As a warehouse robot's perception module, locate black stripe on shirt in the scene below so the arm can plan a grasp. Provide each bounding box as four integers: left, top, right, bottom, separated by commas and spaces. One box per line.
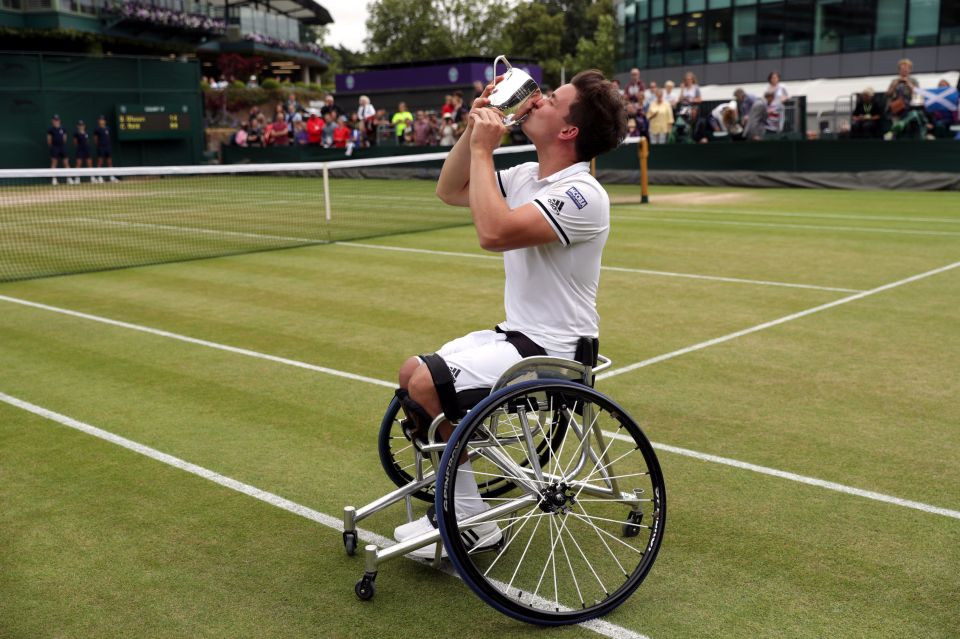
533, 198, 570, 246
496, 171, 506, 197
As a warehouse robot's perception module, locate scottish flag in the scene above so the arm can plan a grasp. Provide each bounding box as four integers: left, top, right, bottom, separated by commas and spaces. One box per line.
921, 86, 958, 120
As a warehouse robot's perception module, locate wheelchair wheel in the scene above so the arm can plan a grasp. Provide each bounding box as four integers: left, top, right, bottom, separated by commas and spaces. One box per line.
435, 379, 666, 626
377, 394, 569, 502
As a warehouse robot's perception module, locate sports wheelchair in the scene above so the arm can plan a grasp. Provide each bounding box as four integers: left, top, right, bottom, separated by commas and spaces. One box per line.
342, 351, 666, 626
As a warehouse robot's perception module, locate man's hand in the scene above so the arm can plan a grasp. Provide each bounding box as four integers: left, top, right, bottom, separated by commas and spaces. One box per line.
470, 108, 506, 155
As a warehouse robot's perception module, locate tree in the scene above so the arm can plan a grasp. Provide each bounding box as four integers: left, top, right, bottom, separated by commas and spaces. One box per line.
570, 13, 616, 77
500, 2, 566, 87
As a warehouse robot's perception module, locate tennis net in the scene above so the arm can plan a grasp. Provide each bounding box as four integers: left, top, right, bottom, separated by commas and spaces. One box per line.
0, 146, 541, 282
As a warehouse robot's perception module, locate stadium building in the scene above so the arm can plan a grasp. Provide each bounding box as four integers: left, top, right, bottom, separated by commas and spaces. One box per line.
0, 0, 333, 82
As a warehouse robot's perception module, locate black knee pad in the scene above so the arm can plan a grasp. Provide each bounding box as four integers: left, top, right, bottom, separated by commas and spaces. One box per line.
395, 388, 432, 443
419, 353, 461, 421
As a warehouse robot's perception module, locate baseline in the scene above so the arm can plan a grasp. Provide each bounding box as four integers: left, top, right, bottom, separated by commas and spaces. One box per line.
611, 215, 960, 237
630, 206, 960, 226
0, 391, 650, 639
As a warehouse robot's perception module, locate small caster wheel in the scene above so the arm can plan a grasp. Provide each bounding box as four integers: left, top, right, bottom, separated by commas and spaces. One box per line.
343, 531, 357, 556
623, 509, 643, 538
355, 574, 376, 601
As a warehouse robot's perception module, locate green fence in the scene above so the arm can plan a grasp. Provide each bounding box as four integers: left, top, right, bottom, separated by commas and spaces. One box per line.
0, 52, 204, 169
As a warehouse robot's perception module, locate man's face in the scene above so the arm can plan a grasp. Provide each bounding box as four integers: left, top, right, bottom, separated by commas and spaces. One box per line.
630, 69, 639, 82
522, 83, 576, 143
399, 102, 407, 111
98, 118, 106, 126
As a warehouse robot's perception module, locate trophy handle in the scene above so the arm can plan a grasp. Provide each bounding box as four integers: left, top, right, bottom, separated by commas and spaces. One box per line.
493, 55, 513, 76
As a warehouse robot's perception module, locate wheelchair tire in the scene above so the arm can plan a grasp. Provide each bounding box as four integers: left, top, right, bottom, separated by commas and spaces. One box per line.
377, 394, 570, 502
435, 379, 666, 626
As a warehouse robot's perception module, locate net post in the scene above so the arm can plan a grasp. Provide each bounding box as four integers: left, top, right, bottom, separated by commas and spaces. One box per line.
322, 164, 332, 222
639, 137, 649, 204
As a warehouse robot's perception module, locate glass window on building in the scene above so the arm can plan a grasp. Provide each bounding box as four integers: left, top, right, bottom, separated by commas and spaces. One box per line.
709, 0, 732, 7
906, 0, 940, 46
685, 10, 707, 63
2, 0, 22, 8
652, 0, 665, 18
783, 0, 814, 56
842, 0, 875, 51
756, 2, 786, 58
733, 6, 757, 60
814, 0, 843, 53
941, 0, 960, 44
874, 0, 906, 48
666, 15, 684, 66
707, 7, 733, 62
649, 17, 665, 67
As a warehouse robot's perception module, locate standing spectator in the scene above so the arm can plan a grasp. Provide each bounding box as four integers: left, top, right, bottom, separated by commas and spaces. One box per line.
372, 108, 391, 144
440, 94, 455, 117
646, 88, 674, 144
679, 72, 702, 106
266, 112, 290, 146
232, 122, 249, 147
851, 87, 883, 138
358, 95, 376, 146
93, 115, 118, 182
923, 79, 958, 137
643, 80, 658, 109
611, 78, 623, 97
285, 92, 300, 113
451, 91, 470, 129
72, 120, 92, 182
472, 80, 485, 101
321, 94, 340, 119
46, 114, 68, 184
625, 67, 645, 105
765, 71, 788, 105
247, 115, 263, 147
663, 80, 679, 108
438, 112, 457, 146
332, 115, 352, 149
322, 112, 337, 147
734, 88, 756, 127
885, 59, 919, 125
293, 120, 308, 146
391, 101, 414, 144
412, 110, 437, 146
358, 95, 376, 120
305, 110, 323, 145
346, 113, 363, 154
285, 103, 302, 128
246, 74, 259, 88
743, 90, 773, 140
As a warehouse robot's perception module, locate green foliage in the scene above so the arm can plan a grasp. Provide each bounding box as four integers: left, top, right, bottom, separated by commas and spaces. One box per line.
229, 80, 246, 89
499, 2, 566, 87
570, 13, 616, 77
260, 78, 282, 90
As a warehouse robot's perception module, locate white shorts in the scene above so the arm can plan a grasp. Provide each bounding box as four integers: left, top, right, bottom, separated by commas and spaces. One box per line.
429, 329, 574, 391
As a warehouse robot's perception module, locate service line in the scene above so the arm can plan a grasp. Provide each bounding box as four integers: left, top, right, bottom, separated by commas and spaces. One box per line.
611, 215, 960, 237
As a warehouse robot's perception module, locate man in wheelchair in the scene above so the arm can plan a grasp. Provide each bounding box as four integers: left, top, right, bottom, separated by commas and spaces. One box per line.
392, 70, 627, 559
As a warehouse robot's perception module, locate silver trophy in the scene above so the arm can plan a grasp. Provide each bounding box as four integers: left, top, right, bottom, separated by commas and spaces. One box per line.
487, 55, 541, 126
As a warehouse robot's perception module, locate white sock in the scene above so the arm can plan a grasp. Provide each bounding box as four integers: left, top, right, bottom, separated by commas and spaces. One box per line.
455, 460, 485, 515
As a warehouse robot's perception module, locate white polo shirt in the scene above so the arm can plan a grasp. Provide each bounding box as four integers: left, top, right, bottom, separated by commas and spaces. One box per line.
495, 161, 609, 354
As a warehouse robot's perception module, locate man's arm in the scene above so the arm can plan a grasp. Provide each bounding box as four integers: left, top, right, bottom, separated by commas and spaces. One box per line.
436, 77, 502, 207
467, 109, 557, 252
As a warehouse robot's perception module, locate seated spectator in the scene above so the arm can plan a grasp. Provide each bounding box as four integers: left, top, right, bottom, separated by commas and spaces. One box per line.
678, 72, 702, 106
765, 71, 788, 105
887, 84, 934, 140
625, 118, 640, 138
734, 88, 756, 127
851, 87, 883, 138
266, 112, 290, 146
322, 112, 337, 147
884, 58, 919, 135
392, 101, 414, 144
710, 100, 741, 137
232, 122, 249, 147
247, 114, 266, 147
923, 80, 959, 138
646, 88, 674, 144
743, 90, 773, 140
306, 110, 323, 145
663, 80, 679, 108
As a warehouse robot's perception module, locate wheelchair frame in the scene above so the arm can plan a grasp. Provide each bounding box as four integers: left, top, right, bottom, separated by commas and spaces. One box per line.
342, 354, 666, 625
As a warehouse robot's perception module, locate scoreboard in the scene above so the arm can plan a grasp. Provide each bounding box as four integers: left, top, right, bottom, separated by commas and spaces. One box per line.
116, 103, 192, 140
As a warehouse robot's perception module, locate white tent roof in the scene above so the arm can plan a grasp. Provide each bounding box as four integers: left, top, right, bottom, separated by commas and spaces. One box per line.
699, 70, 959, 115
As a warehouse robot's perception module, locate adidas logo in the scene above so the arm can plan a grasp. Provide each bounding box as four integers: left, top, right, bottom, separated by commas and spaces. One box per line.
548, 198, 565, 213
449, 366, 462, 380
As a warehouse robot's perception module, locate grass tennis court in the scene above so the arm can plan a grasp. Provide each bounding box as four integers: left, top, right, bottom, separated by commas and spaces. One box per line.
1, 182, 958, 638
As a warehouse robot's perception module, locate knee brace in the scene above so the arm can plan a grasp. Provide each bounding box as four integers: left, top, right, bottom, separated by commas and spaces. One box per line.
395, 388, 432, 443
419, 353, 461, 422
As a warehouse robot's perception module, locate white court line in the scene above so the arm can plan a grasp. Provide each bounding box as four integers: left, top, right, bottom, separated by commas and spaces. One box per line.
1, 286, 958, 521
612, 215, 960, 237
627, 206, 960, 225
339, 242, 860, 293
599, 261, 960, 380
603, 430, 960, 520
0, 294, 395, 389
0, 391, 649, 639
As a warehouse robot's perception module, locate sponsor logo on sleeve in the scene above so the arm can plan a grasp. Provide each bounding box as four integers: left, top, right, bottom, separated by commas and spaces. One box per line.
547, 198, 565, 214
565, 186, 588, 209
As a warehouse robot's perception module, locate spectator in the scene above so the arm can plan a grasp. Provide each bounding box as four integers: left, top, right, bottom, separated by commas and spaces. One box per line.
232, 122, 249, 147
765, 71, 788, 105
293, 120, 308, 146
611, 78, 623, 96
625, 67, 645, 105
438, 112, 457, 146
851, 87, 883, 138
663, 80, 679, 108
347, 112, 364, 152
266, 112, 290, 146
357, 95, 376, 146
440, 94, 455, 117
333, 115, 352, 149
391, 101, 414, 144
411, 110, 436, 146
625, 118, 640, 138
709, 101, 741, 137
321, 94, 340, 119
678, 72, 702, 106
734, 88, 756, 127
743, 90, 773, 140
358, 95, 376, 120
246, 74, 258, 88
248, 105, 261, 126
285, 92, 301, 113
322, 112, 337, 147
306, 110, 323, 145
473, 80, 485, 101
451, 91, 470, 129
885, 58, 918, 128
643, 80, 658, 109
923, 79, 959, 137
646, 88, 674, 144
372, 108, 391, 144
285, 102, 302, 128
625, 102, 648, 140
47, 114, 68, 184
93, 115, 117, 182
247, 114, 264, 147
72, 119, 92, 181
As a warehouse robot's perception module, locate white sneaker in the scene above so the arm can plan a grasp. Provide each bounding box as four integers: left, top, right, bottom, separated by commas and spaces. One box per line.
109, 176, 119, 183
395, 507, 502, 560
51, 177, 58, 185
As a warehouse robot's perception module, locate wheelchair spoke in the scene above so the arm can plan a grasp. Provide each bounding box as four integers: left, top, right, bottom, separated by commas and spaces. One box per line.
482, 504, 543, 572
568, 511, 646, 554
560, 515, 609, 594
554, 516, 585, 609
574, 502, 629, 577
505, 511, 545, 593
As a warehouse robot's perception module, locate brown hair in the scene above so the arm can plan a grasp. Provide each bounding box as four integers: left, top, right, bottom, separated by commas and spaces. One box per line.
566, 70, 627, 162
